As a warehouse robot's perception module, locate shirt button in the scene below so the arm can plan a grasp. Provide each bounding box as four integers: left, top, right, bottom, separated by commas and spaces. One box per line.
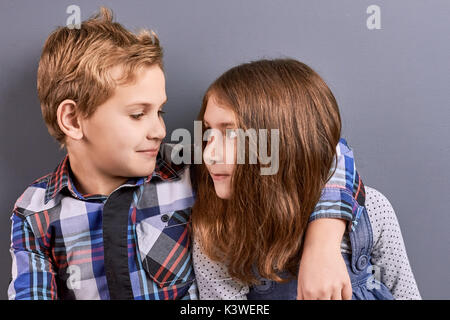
356, 254, 369, 271
161, 214, 169, 223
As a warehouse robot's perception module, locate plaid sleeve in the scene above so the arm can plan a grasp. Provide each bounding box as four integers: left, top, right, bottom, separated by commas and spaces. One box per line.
308, 138, 366, 232
8, 212, 58, 300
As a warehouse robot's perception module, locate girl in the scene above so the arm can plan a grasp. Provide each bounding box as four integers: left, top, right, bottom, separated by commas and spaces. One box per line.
191, 59, 421, 299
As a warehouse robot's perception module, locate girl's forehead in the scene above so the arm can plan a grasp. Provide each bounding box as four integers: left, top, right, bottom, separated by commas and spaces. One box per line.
204, 97, 237, 127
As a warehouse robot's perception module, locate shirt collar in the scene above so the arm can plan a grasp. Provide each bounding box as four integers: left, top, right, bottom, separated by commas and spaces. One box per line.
44, 153, 187, 205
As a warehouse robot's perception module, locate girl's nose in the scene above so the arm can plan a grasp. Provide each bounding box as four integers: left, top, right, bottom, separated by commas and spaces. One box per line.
204, 135, 223, 164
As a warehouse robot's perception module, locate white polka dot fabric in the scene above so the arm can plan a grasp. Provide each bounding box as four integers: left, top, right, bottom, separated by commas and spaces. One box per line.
359, 186, 421, 299
192, 238, 249, 299
192, 186, 421, 300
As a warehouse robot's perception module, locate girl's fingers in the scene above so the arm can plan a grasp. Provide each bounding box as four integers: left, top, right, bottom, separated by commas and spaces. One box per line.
342, 282, 353, 300
315, 291, 332, 300
297, 288, 304, 300
330, 288, 342, 300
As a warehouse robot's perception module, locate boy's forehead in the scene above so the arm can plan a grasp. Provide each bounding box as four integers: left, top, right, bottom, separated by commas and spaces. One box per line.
109, 64, 126, 80
109, 64, 165, 85
109, 64, 167, 106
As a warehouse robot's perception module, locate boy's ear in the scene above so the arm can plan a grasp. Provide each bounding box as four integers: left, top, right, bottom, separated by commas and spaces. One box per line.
57, 99, 84, 141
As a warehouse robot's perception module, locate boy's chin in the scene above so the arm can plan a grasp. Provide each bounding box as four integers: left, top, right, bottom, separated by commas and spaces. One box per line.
130, 161, 157, 177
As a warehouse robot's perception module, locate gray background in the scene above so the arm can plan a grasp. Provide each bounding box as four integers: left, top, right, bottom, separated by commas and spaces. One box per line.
0, 0, 448, 299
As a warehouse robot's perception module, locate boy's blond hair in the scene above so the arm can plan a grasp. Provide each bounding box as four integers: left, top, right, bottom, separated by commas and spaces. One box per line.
37, 7, 163, 148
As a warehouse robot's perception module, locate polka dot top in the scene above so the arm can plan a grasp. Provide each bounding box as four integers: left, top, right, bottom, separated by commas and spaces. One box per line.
192, 186, 421, 300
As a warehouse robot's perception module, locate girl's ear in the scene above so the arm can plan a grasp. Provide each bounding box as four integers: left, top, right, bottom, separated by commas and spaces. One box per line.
56, 99, 84, 141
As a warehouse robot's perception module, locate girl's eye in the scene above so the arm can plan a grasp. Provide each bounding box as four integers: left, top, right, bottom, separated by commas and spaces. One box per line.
203, 128, 212, 140
226, 129, 238, 139
158, 110, 166, 117
130, 113, 144, 120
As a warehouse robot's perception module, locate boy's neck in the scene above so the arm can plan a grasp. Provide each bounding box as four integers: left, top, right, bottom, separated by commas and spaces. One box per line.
67, 152, 128, 197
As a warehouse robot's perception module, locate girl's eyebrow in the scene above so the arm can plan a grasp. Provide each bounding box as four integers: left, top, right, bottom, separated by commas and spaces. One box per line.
203, 120, 235, 128
218, 122, 235, 128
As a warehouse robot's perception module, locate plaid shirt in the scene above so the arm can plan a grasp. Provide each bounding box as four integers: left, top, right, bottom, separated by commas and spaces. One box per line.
9, 144, 198, 300
309, 138, 366, 232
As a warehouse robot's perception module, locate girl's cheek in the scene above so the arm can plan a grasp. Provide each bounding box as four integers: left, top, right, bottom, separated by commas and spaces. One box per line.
225, 138, 237, 165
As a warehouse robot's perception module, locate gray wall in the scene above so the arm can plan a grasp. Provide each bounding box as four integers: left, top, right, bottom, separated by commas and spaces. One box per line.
0, 0, 448, 299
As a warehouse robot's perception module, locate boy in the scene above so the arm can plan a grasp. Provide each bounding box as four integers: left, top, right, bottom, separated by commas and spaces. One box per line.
9, 7, 364, 300
9, 7, 197, 299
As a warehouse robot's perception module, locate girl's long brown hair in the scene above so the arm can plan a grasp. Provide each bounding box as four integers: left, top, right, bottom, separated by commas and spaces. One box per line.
192, 59, 342, 284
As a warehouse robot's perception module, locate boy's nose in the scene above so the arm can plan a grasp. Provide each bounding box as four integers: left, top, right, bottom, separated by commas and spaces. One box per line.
147, 116, 166, 141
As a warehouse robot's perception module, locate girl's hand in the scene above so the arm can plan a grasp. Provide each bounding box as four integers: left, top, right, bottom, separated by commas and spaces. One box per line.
297, 218, 353, 300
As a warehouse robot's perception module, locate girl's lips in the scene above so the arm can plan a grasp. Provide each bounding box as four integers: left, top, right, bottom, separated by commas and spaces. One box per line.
210, 173, 231, 181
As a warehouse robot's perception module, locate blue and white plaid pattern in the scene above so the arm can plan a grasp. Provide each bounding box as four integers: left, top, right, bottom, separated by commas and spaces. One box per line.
9, 144, 198, 300
309, 138, 366, 232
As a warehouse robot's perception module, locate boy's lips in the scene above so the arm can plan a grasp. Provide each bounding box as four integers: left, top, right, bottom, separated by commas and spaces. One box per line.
137, 148, 159, 157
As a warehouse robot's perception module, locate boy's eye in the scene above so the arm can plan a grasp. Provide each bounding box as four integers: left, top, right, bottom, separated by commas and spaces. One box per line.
130, 113, 144, 120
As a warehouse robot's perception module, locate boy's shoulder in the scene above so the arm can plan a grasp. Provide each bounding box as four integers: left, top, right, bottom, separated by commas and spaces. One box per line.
145, 143, 196, 211
336, 137, 354, 157
155, 143, 199, 187
154, 143, 190, 180
12, 172, 60, 219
